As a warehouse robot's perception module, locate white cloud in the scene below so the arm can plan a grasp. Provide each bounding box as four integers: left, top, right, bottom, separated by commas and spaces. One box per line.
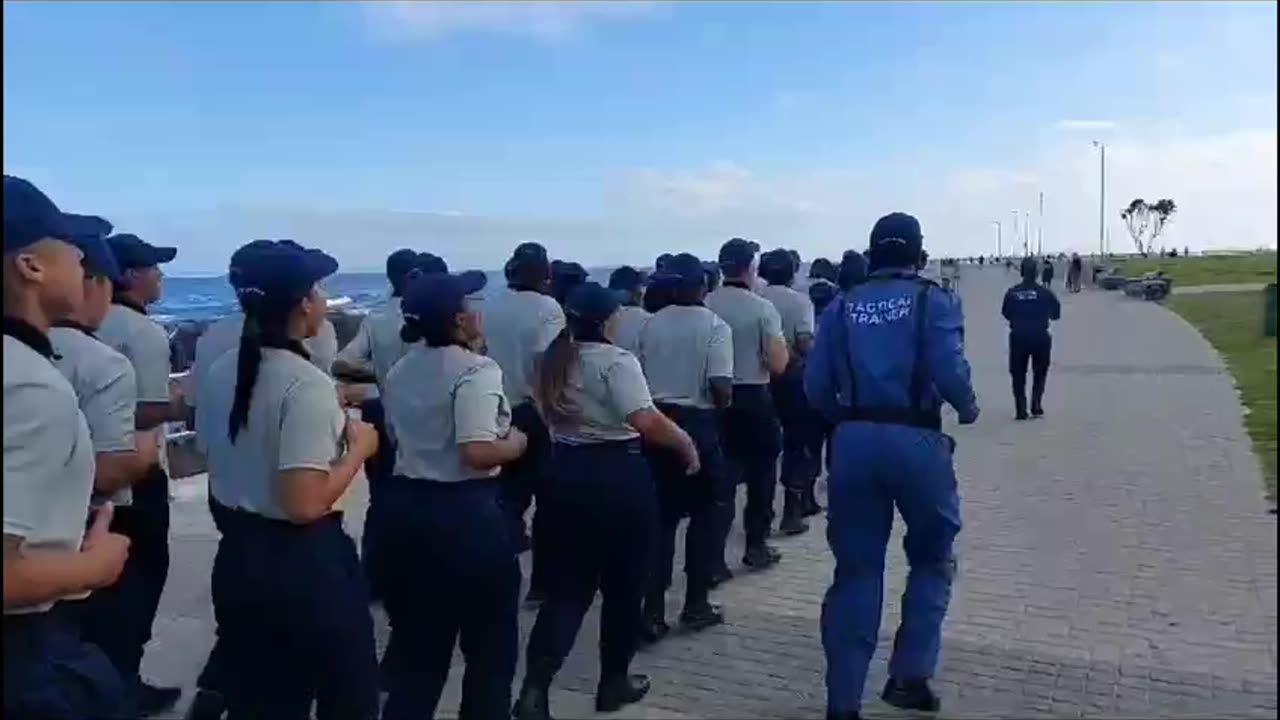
1057, 120, 1119, 131
363, 1, 656, 42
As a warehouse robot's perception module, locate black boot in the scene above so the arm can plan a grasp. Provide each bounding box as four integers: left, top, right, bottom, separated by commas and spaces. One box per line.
801, 487, 823, 517
1014, 394, 1028, 421
1030, 398, 1045, 417
778, 491, 809, 536
183, 689, 226, 720
596, 673, 650, 713
826, 711, 862, 720
638, 604, 669, 646
742, 543, 781, 569
881, 677, 941, 713
137, 681, 182, 717
709, 563, 733, 588
513, 657, 559, 720
679, 602, 724, 632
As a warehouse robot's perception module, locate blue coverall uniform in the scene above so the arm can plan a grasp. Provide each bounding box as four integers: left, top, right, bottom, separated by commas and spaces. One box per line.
804, 267, 978, 715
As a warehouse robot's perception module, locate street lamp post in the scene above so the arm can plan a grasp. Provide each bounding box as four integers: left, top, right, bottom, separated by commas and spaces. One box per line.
1093, 140, 1107, 258
1024, 211, 1031, 256
1011, 210, 1020, 257
992, 221, 1002, 258
1038, 191, 1044, 256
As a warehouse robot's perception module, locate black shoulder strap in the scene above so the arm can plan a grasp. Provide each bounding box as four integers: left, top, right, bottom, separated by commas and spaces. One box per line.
908, 280, 932, 412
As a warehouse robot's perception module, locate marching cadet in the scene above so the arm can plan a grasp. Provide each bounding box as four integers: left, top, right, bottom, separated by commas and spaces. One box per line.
195, 239, 380, 719
4, 175, 133, 719
185, 240, 356, 719
757, 249, 818, 537
97, 232, 186, 714
483, 242, 564, 603
1002, 257, 1061, 420
804, 275, 840, 504
636, 253, 732, 644
50, 216, 177, 716
705, 238, 790, 574
606, 265, 651, 354
838, 249, 869, 295
514, 282, 700, 720
805, 213, 979, 720
374, 269, 528, 720
809, 257, 838, 285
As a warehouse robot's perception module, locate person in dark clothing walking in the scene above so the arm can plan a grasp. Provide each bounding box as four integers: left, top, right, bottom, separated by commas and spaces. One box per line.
1040, 258, 1054, 288
1003, 257, 1061, 420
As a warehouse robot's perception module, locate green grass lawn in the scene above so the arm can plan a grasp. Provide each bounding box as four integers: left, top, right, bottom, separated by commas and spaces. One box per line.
1116, 253, 1277, 287
1167, 290, 1278, 500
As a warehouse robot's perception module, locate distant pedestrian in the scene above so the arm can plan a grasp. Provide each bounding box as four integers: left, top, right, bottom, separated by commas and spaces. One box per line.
1040, 257, 1054, 287
1003, 257, 1061, 420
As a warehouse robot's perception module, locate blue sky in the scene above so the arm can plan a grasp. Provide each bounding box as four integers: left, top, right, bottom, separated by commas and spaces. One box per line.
4, 1, 1276, 273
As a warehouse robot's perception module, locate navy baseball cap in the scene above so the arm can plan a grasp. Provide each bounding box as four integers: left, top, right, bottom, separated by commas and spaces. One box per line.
401, 270, 488, 328
838, 249, 868, 289
809, 257, 838, 282
655, 253, 675, 272
62, 213, 120, 282
230, 240, 338, 305
509, 242, 550, 273
385, 248, 418, 284
4, 175, 79, 253
718, 237, 760, 272
78, 233, 123, 283
759, 248, 795, 273
416, 252, 449, 276
106, 233, 177, 269
565, 281, 627, 324
869, 212, 923, 250
553, 260, 588, 282
653, 252, 706, 288
608, 265, 647, 293
808, 278, 838, 308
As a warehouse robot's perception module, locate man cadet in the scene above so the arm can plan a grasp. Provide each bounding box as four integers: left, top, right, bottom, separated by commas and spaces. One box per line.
756, 249, 817, 537
705, 238, 790, 574
4, 175, 133, 719
805, 212, 979, 720
50, 216, 174, 715
606, 265, 651, 354
97, 232, 187, 714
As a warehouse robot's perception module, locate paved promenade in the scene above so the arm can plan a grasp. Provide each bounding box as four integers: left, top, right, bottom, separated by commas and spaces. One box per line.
144, 266, 1276, 718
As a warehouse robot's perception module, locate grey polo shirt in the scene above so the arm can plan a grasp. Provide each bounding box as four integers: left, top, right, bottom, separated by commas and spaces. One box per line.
385, 344, 512, 483
481, 288, 566, 404
705, 285, 785, 385
50, 327, 139, 506
550, 343, 653, 444
609, 305, 651, 355
757, 284, 816, 349
192, 312, 341, 410
334, 301, 410, 388
196, 348, 346, 521
4, 334, 97, 614
638, 305, 733, 409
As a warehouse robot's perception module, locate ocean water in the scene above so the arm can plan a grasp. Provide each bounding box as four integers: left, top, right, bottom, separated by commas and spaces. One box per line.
155, 269, 618, 325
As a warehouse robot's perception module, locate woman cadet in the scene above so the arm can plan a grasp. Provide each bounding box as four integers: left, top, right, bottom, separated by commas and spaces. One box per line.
373, 269, 529, 720
194, 239, 381, 720
513, 282, 700, 720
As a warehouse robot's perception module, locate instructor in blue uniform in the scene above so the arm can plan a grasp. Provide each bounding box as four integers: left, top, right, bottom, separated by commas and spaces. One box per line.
805, 213, 979, 720
1002, 257, 1061, 420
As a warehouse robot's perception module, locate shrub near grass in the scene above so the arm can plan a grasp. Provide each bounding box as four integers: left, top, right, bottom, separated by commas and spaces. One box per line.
1168, 290, 1278, 501
1117, 253, 1278, 287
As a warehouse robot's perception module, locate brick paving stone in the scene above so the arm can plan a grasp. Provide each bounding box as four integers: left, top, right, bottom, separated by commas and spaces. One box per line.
140, 267, 1276, 718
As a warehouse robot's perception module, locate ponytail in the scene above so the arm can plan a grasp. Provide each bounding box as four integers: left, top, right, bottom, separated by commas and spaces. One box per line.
227, 292, 297, 443
533, 327, 580, 425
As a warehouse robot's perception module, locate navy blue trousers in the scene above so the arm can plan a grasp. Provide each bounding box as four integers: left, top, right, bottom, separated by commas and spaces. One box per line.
525, 440, 657, 677
771, 367, 815, 504
822, 422, 961, 713
211, 507, 378, 720
498, 402, 552, 591
4, 611, 133, 720
716, 384, 782, 552
373, 475, 520, 720
645, 405, 725, 616
74, 464, 170, 690
1009, 332, 1052, 412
